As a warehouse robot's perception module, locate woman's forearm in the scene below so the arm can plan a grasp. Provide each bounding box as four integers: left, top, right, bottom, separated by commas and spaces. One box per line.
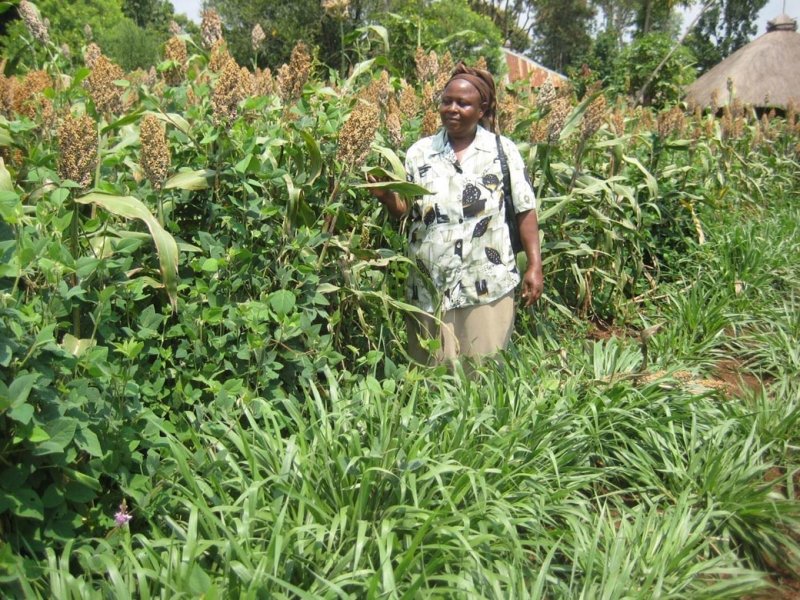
518, 209, 542, 271
517, 209, 543, 306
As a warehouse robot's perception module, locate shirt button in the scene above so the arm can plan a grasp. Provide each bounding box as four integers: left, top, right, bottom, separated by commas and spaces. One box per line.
459, 218, 463, 223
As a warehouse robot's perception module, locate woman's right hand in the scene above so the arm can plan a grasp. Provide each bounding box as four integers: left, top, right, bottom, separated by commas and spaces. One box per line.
367, 174, 407, 218
366, 174, 390, 201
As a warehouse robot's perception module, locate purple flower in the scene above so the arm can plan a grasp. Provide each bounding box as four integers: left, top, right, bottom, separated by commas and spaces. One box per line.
114, 500, 132, 527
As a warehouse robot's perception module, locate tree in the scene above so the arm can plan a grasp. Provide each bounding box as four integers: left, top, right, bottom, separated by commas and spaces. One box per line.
531, 0, 595, 73
386, 0, 505, 78
610, 31, 696, 106
686, 0, 767, 73
122, 0, 177, 31
634, 0, 693, 36
467, 0, 536, 51
205, 0, 335, 68
0, 0, 129, 71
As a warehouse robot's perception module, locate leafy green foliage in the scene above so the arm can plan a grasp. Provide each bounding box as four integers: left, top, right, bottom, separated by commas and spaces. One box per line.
610, 32, 697, 106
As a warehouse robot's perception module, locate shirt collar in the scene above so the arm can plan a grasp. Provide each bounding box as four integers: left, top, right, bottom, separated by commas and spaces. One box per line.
427, 125, 495, 159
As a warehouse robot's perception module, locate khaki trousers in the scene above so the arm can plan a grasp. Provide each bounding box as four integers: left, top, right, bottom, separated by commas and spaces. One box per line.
406, 291, 515, 366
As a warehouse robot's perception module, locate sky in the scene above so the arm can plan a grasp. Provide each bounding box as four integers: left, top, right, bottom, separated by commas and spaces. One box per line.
171, 0, 202, 23
170, 0, 797, 36
683, 0, 796, 35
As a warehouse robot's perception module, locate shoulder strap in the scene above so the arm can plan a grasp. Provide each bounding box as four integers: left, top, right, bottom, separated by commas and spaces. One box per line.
495, 134, 513, 211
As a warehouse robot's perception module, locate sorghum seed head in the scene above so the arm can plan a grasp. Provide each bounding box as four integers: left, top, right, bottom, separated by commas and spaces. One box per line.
359, 70, 390, 108
421, 109, 439, 137
529, 120, 547, 145
581, 93, 607, 140
251, 23, 266, 52
434, 51, 453, 92
322, 0, 350, 19
415, 48, 437, 83
84, 43, 102, 68
201, 9, 223, 49
386, 101, 403, 147
336, 99, 379, 168
536, 79, 556, 112
253, 67, 274, 97
85, 54, 125, 115
546, 97, 572, 144
398, 80, 418, 119
211, 56, 253, 123
19, 1, 50, 45
139, 114, 170, 190
163, 36, 188, 86
276, 42, 311, 105
58, 113, 97, 189
208, 39, 231, 73
13, 70, 51, 119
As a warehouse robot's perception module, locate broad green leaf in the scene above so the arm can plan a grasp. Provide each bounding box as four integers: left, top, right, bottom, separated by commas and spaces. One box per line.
0, 157, 12, 191
0, 190, 21, 224
355, 178, 432, 197
343, 59, 375, 92
164, 169, 214, 191
7, 373, 38, 409
28, 427, 49, 443
65, 481, 96, 503
269, 290, 296, 318
37, 417, 78, 455
0, 127, 12, 146
282, 173, 305, 233
559, 90, 601, 142
62, 468, 101, 492
61, 334, 96, 358
0, 488, 43, 521
101, 108, 144, 134
622, 155, 658, 197
76, 193, 180, 312
234, 154, 255, 174
151, 111, 191, 135
371, 146, 406, 179
298, 130, 323, 185
8, 403, 33, 425
361, 25, 389, 52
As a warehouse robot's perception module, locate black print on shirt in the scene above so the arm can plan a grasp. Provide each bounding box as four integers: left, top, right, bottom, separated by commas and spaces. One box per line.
454, 239, 463, 259
481, 173, 500, 191
472, 216, 491, 238
485, 247, 503, 265
475, 279, 489, 296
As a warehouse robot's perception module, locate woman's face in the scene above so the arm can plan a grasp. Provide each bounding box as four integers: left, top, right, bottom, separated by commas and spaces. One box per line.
439, 79, 485, 139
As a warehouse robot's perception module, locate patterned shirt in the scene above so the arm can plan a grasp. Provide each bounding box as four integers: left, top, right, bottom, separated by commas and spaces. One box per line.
404, 126, 537, 313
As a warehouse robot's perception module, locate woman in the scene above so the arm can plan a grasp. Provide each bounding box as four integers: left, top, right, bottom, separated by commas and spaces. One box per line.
370, 63, 543, 365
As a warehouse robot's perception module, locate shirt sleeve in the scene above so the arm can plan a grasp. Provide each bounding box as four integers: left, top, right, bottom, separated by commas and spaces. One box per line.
501, 136, 536, 213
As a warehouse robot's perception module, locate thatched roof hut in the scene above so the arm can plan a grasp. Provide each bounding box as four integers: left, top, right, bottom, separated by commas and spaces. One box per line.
685, 13, 800, 110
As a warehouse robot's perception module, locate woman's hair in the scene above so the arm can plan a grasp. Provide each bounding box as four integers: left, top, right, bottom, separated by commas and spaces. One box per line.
444, 62, 497, 132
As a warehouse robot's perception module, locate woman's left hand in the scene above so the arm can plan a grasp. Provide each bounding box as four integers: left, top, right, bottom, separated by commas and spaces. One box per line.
521, 265, 543, 307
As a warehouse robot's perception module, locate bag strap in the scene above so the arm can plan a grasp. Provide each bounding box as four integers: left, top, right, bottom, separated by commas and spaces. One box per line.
495, 134, 513, 212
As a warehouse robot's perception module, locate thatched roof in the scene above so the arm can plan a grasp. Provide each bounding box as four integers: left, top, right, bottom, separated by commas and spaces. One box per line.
685, 14, 800, 110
